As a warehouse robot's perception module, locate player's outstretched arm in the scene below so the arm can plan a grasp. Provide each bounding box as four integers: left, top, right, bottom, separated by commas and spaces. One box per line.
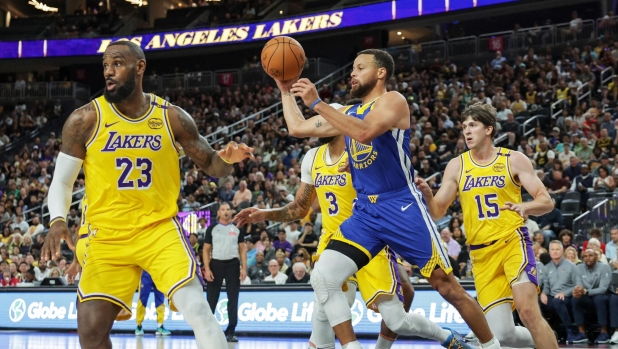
275, 78, 340, 138
414, 158, 460, 221
233, 181, 317, 227
501, 151, 553, 217
42, 103, 97, 262
168, 105, 254, 178
293, 79, 409, 143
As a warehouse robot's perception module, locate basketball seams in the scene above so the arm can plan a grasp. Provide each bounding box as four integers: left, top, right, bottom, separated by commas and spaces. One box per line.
265, 41, 279, 76
282, 38, 287, 80
288, 44, 302, 72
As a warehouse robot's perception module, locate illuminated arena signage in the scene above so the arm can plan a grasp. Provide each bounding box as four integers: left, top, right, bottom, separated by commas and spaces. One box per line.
0, 0, 515, 59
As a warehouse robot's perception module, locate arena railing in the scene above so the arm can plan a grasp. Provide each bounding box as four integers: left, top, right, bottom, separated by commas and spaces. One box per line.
601, 66, 615, 88
555, 19, 597, 45
512, 25, 555, 51
0, 81, 90, 102
416, 40, 447, 62
206, 61, 354, 144
551, 99, 564, 125
576, 82, 591, 106
597, 15, 618, 38
446, 36, 477, 57
572, 197, 618, 244
521, 115, 539, 138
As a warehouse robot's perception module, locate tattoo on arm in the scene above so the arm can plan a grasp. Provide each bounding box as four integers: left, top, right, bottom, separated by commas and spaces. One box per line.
60, 102, 96, 159
172, 106, 231, 177
264, 184, 315, 222
315, 120, 322, 128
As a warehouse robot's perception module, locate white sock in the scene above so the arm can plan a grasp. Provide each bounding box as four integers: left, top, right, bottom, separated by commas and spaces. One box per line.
171, 278, 227, 349
342, 341, 363, 349
485, 303, 534, 347
377, 295, 450, 343
375, 334, 396, 349
480, 337, 496, 348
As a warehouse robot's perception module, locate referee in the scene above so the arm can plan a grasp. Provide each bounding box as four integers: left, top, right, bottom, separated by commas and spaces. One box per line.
203, 202, 246, 343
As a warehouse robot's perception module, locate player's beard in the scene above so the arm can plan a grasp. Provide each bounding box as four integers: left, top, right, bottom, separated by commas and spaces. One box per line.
104, 70, 137, 104
351, 77, 377, 99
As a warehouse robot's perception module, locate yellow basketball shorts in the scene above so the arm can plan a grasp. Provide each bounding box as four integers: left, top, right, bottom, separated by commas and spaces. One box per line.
469, 227, 538, 313
75, 218, 201, 320
315, 230, 403, 311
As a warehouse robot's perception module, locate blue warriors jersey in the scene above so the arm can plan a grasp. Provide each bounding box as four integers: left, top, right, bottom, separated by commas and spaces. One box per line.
343, 96, 413, 195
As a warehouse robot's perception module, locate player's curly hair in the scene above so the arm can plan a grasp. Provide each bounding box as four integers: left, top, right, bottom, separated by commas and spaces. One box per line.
461, 102, 497, 138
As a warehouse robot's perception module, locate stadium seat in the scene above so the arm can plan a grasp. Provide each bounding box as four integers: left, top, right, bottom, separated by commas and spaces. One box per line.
560, 200, 580, 214
563, 191, 580, 202
587, 197, 608, 210
589, 191, 613, 199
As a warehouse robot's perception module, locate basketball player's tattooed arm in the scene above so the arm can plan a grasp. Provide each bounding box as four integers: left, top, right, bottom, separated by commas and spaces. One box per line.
168, 106, 253, 178
415, 158, 461, 221
500, 151, 553, 217
292, 79, 410, 143
233, 182, 317, 227
60, 102, 98, 158
276, 79, 340, 138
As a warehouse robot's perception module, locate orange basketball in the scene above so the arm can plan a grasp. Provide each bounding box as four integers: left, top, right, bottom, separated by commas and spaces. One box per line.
261, 36, 306, 81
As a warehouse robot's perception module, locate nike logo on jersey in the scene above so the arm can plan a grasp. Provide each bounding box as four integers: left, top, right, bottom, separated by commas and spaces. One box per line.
105, 121, 120, 128
314, 166, 323, 170
401, 203, 413, 211
465, 168, 474, 173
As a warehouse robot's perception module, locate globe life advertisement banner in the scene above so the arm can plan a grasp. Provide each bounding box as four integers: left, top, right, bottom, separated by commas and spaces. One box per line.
0, 288, 476, 334
0, 0, 515, 59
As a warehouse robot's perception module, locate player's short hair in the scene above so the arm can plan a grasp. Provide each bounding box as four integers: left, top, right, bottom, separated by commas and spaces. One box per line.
107, 40, 146, 62
462, 102, 497, 138
358, 49, 394, 80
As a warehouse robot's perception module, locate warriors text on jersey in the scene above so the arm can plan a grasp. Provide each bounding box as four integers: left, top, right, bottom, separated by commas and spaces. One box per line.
458, 148, 524, 245
84, 94, 180, 230
342, 97, 414, 195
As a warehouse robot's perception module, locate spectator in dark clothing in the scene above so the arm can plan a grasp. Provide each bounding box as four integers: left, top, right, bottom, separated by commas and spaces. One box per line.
273, 229, 293, 257
563, 157, 582, 182
417, 159, 436, 179
294, 223, 318, 256
285, 262, 310, 284
219, 182, 236, 203
501, 112, 521, 146
537, 207, 564, 238
548, 170, 570, 205
184, 175, 199, 196
247, 251, 269, 282
570, 164, 593, 211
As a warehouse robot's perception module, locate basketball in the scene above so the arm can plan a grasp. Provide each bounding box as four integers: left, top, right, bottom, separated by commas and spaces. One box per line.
261, 36, 306, 81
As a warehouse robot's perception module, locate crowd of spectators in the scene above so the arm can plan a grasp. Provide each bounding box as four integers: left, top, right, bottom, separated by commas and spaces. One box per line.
3, 6, 618, 342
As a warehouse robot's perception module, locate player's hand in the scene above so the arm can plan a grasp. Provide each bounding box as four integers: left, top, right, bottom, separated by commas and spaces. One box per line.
204, 269, 214, 282
275, 77, 299, 94
239, 268, 246, 281
291, 78, 319, 107
414, 177, 433, 199
555, 292, 565, 300
65, 259, 81, 285
218, 141, 255, 164
500, 202, 526, 217
540, 292, 548, 305
41, 220, 75, 262
338, 158, 350, 173
233, 207, 265, 227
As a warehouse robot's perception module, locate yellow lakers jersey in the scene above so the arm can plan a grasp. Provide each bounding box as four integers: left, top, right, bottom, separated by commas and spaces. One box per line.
83, 94, 180, 230
458, 148, 524, 245
311, 145, 355, 233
